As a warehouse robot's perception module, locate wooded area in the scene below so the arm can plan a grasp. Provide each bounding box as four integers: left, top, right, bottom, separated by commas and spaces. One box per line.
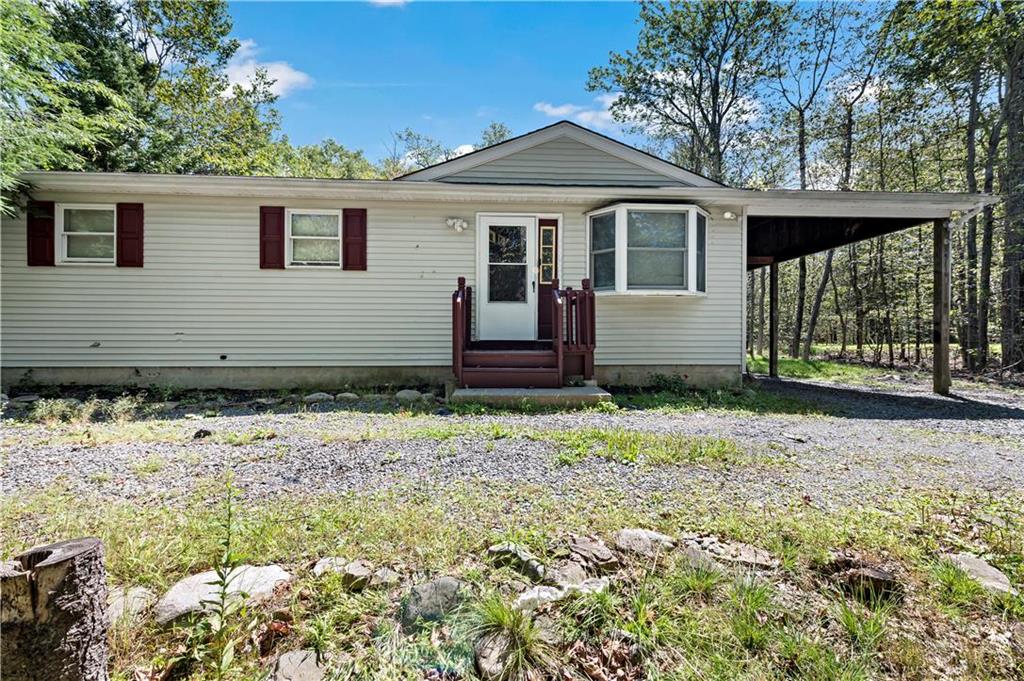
590, 0, 1023, 376
2, 0, 1021, 376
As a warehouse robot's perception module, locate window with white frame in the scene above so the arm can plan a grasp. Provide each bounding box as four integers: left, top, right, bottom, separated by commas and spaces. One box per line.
57, 204, 116, 264
287, 209, 341, 267
587, 203, 708, 294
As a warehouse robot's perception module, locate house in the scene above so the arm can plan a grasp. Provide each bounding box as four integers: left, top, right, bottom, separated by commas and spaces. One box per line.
0, 122, 992, 394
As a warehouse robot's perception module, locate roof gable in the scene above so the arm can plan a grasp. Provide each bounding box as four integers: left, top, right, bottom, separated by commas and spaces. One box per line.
396, 121, 724, 188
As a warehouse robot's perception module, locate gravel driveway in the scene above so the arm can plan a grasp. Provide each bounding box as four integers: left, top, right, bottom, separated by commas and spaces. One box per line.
3, 377, 1022, 511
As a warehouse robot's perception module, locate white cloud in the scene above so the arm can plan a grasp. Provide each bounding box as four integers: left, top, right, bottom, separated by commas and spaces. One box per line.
451, 144, 476, 157
533, 102, 583, 117
226, 39, 313, 97
533, 94, 620, 130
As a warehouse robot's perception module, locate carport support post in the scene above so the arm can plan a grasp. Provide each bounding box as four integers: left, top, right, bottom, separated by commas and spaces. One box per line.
933, 218, 952, 395
769, 263, 779, 377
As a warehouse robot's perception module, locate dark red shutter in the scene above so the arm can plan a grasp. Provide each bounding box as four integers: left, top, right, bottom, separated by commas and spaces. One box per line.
342, 208, 367, 271
26, 200, 55, 266
116, 203, 144, 267
259, 206, 285, 269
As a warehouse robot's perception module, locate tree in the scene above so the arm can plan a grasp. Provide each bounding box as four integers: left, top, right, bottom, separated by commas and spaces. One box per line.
49, 0, 280, 175
478, 121, 513, 148
587, 0, 788, 183
0, 0, 131, 215
272, 138, 376, 179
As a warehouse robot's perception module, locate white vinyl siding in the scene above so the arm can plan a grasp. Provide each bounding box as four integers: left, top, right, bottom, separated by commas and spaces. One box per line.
1, 193, 742, 371
441, 137, 691, 187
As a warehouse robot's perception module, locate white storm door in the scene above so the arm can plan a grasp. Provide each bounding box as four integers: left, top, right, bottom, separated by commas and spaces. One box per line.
478, 215, 537, 340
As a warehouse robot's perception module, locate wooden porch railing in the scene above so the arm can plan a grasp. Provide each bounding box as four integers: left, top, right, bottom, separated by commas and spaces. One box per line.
450, 276, 594, 386
451, 276, 471, 383
555, 277, 596, 380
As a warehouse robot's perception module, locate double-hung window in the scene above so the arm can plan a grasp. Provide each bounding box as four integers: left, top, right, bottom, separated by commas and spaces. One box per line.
57, 204, 116, 264
587, 203, 709, 294
286, 209, 342, 267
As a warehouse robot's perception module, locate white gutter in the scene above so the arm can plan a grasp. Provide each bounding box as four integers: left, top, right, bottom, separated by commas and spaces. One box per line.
18, 171, 997, 219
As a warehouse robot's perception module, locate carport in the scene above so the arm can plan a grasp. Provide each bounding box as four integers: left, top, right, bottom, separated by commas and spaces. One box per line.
741, 191, 996, 395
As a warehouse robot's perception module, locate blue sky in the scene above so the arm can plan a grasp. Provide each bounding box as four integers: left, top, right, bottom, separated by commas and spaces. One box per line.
227, 1, 643, 160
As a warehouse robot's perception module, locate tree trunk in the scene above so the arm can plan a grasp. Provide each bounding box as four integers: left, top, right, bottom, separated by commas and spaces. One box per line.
850, 243, 865, 359
757, 268, 766, 357
980, 109, 1004, 368
791, 257, 807, 358
963, 68, 982, 370
802, 249, 835, 360
1, 538, 109, 681
1002, 7, 1024, 371
830, 269, 847, 355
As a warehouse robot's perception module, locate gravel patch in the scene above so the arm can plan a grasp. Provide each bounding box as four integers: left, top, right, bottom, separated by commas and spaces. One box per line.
2, 378, 1021, 511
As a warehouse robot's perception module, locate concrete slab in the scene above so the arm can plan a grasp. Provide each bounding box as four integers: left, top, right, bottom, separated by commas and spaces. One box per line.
449, 386, 612, 407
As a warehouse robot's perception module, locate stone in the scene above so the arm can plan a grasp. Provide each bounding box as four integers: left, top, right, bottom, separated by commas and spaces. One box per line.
717, 542, 777, 569
549, 560, 588, 588
570, 577, 609, 596
312, 556, 345, 578
395, 389, 422, 404
335, 392, 359, 401
401, 576, 468, 632
487, 542, 546, 582
340, 559, 374, 591
513, 585, 565, 612
273, 649, 325, 681
475, 633, 510, 681
568, 535, 619, 573
11, 394, 41, 403
946, 553, 1016, 595
154, 564, 292, 625
676, 545, 723, 572
192, 428, 212, 440
370, 567, 401, 588
107, 585, 156, 626
836, 567, 903, 602
152, 401, 179, 412
613, 528, 676, 557
255, 397, 283, 406
303, 392, 334, 403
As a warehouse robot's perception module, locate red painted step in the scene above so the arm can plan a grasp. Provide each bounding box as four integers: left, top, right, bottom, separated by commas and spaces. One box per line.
462, 350, 558, 369
460, 367, 561, 389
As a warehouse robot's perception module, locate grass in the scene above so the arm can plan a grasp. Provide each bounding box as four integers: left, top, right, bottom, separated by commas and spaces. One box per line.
931, 558, 988, 614
215, 428, 277, 446
539, 427, 747, 466
612, 384, 828, 416
465, 593, 557, 680
747, 355, 882, 382
1, 482, 1021, 679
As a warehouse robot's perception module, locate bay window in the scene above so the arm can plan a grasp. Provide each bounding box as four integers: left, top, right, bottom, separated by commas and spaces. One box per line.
587, 203, 708, 294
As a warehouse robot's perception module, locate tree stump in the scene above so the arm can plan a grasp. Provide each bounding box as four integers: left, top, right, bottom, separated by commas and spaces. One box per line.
1, 538, 109, 681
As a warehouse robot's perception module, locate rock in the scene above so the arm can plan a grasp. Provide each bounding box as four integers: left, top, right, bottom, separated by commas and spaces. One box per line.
401, 576, 468, 632
303, 392, 334, 403
487, 542, 546, 582
549, 560, 588, 588
255, 397, 283, 406
475, 633, 509, 681
335, 392, 359, 401
370, 567, 401, 588
341, 559, 373, 591
435, 407, 453, 416
61, 397, 83, 408
513, 585, 565, 612
717, 542, 777, 569
395, 389, 422, 404
107, 585, 156, 626
192, 428, 212, 440
946, 553, 1016, 595
12, 394, 41, 403
676, 545, 722, 572
570, 577, 609, 596
273, 649, 325, 681
568, 535, 619, 573
152, 401, 179, 412
836, 567, 903, 602
154, 564, 292, 625
613, 528, 676, 557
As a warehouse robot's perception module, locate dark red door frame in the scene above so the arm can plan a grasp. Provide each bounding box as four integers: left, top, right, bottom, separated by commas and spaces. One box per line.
536, 217, 559, 340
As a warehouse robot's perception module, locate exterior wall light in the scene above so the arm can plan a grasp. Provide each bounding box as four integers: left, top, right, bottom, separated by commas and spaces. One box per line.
723, 211, 738, 220
446, 217, 468, 233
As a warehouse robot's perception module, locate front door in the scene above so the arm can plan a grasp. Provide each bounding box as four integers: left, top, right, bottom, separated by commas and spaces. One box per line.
478, 215, 537, 340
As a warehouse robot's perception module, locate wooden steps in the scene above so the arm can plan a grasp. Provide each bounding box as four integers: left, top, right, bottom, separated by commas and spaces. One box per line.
459, 348, 561, 388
